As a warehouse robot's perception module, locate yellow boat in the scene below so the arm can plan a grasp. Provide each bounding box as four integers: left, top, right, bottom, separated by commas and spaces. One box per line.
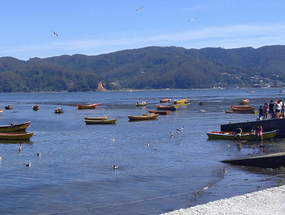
84, 116, 108, 120
173, 99, 187, 104
0, 132, 34, 140
0, 121, 31, 132
85, 119, 117, 124
128, 114, 158, 121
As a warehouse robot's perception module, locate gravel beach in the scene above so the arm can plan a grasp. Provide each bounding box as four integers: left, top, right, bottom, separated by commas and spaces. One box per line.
161, 185, 285, 215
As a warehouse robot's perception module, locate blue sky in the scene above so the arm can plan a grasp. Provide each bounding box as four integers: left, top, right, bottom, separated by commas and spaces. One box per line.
1, 0, 285, 60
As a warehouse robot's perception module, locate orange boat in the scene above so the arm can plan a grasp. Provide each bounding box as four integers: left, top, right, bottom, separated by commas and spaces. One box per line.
160, 99, 170, 103
76, 103, 98, 109
0, 109, 3, 113
230, 105, 255, 111
239, 99, 249, 105
32, 104, 40, 110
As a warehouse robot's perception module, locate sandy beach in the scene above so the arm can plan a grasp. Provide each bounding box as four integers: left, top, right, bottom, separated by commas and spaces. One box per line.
161, 185, 285, 215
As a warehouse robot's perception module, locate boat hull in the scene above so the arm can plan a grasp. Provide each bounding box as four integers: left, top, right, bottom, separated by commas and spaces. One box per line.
156, 105, 177, 111
148, 110, 169, 115
76, 103, 98, 109
0, 132, 34, 140
84, 116, 108, 120
128, 114, 158, 121
85, 119, 117, 124
230, 105, 255, 111
160, 99, 170, 103
0, 121, 31, 132
207, 130, 278, 140
173, 99, 187, 104
32, 105, 40, 110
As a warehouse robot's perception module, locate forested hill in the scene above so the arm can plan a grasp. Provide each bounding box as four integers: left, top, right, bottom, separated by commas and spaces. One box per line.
1, 45, 285, 92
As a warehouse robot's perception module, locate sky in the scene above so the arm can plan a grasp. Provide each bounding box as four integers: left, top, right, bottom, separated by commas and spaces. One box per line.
1, 0, 285, 60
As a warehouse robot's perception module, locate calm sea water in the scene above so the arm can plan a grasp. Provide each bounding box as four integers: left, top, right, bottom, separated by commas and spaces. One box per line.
1, 89, 285, 215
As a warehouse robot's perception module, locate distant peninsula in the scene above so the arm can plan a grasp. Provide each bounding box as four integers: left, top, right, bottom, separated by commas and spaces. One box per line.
1, 45, 285, 92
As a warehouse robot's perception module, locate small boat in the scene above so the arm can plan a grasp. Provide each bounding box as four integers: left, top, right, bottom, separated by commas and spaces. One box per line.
239, 99, 249, 105
54, 107, 63, 114
206, 129, 279, 140
0, 121, 31, 132
76, 103, 98, 109
85, 119, 117, 124
225, 110, 257, 114
128, 114, 158, 121
32, 104, 40, 110
160, 99, 170, 103
173, 99, 187, 104
0, 132, 34, 140
156, 105, 178, 111
136, 101, 147, 106
0, 109, 3, 113
5, 105, 13, 110
84, 116, 108, 120
148, 110, 170, 115
230, 105, 255, 111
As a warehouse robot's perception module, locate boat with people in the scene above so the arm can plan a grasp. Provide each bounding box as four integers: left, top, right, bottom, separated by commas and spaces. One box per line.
230, 105, 255, 111
5, 105, 13, 110
85, 119, 117, 124
135, 101, 147, 106
239, 99, 249, 105
54, 107, 63, 113
207, 129, 279, 140
156, 105, 178, 111
76, 103, 98, 109
0, 121, 31, 132
173, 99, 187, 104
84, 116, 108, 120
32, 104, 40, 110
0, 132, 34, 140
148, 110, 170, 115
128, 113, 158, 121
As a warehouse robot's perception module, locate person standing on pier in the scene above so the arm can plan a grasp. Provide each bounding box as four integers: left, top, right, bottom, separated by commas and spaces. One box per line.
269, 100, 274, 118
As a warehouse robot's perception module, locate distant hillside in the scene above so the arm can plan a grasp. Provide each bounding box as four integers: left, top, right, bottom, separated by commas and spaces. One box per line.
1, 45, 285, 92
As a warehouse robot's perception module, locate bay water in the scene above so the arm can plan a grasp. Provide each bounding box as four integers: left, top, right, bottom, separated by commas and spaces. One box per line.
0, 89, 285, 215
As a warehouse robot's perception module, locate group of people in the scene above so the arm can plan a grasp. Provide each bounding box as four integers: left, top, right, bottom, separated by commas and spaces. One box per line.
259, 100, 285, 120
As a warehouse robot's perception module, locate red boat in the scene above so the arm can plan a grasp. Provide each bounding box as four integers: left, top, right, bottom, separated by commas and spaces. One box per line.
230, 105, 255, 111
160, 99, 170, 103
76, 103, 98, 109
148, 110, 169, 115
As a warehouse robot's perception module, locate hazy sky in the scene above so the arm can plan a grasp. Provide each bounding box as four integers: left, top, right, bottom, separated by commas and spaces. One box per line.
1, 0, 285, 60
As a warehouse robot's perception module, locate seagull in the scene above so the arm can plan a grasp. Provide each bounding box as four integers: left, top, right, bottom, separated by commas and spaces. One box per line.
52, 31, 58, 37
0, 157, 2, 161
188, 17, 197, 22
113, 165, 118, 170
176, 126, 184, 133
135, 6, 144, 11
111, 139, 115, 142
170, 131, 175, 137
26, 162, 31, 167
37, 152, 41, 157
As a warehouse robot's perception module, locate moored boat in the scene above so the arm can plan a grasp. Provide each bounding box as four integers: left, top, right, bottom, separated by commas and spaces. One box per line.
160, 99, 170, 103
0, 109, 2, 113
173, 99, 187, 104
76, 103, 98, 109
5, 105, 13, 110
148, 110, 170, 115
0, 121, 31, 132
156, 105, 178, 111
84, 116, 108, 120
85, 118, 117, 124
225, 110, 257, 114
54, 107, 63, 113
128, 114, 158, 121
135, 101, 147, 106
230, 105, 255, 111
32, 104, 40, 110
0, 132, 34, 140
207, 129, 278, 140
239, 99, 249, 105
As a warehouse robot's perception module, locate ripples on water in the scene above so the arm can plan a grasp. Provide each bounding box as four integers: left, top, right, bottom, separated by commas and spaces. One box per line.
0, 89, 285, 214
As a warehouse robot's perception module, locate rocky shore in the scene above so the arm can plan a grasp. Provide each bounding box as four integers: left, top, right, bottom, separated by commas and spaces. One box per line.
161, 185, 285, 215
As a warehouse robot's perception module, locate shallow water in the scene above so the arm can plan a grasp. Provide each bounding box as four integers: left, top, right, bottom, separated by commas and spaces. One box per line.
0, 89, 285, 215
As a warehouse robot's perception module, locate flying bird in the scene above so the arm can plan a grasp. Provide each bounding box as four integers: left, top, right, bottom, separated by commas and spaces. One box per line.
176, 126, 184, 133
52, 31, 58, 37
187, 17, 197, 22
26, 162, 31, 167
135, 6, 144, 11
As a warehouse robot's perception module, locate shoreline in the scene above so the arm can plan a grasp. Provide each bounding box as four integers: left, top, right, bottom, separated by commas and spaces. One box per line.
161, 185, 285, 215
